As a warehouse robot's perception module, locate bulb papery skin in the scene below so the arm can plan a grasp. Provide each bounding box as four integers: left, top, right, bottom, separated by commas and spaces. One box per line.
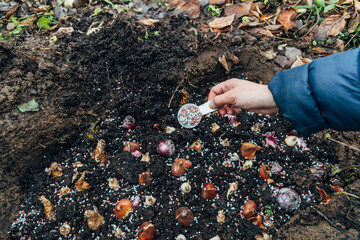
201, 182, 217, 200
175, 207, 194, 227
270, 162, 283, 174
176, 234, 186, 240
122, 115, 136, 130
180, 182, 191, 193
157, 139, 175, 157
310, 165, 329, 181
276, 187, 301, 211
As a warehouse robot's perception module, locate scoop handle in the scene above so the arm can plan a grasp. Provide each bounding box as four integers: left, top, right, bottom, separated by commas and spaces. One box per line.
198, 100, 217, 115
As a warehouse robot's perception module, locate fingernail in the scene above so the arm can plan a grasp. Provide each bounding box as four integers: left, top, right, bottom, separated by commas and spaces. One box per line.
209, 100, 216, 109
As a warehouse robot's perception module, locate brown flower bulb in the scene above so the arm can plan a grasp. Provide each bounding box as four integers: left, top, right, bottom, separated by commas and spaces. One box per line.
211, 123, 220, 133
38, 195, 56, 220
259, 165, 271, 179
123, 141, 140, 152
45, 162, 65, 177
108, 178, 120, 190
175, 207, 194, 227
189, 140, 202, 151
92, 139, 109, 165
59, 223, 71, 236
75, 171, 90, 191
114, 199, 133, 220
138, 221, 156, 240
60, 186, 71, 196
242, 200, 257, 219
84, 206, 104, 231
217, 210, 225, 224
139, 171, 152, 185
201, 182, 217, 200
145, 196, 156, 206
172, 158, 192, 177
240, 142, 262, 159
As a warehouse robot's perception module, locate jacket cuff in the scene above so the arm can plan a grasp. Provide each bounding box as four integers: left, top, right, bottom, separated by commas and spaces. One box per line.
268, 64, 329, 137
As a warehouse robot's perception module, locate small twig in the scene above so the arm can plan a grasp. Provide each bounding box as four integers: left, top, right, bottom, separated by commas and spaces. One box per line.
327, 137, 360, 152
310, 206, 341, 231
345, 31, 360, 47
301, 2, 320, 39
168, 84, 180, 108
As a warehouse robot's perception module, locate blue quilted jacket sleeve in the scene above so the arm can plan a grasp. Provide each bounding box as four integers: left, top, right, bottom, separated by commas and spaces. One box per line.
268, 48, 360, 137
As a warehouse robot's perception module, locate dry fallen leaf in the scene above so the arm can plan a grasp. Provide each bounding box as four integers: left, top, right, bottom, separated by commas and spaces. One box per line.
251, 28, 274, 38
277, 8, 297, 30
312, 46, 338, 55
209, 14, 235, 29
209, 0, 229, 5
240, 142, 262, 159
138, 19, 160, 27
291, 57, 312, 68
224, 3, 252, 19
259, 48, 277, 59
314, 13, 350, 41
169, 0, 200, 20
19, 14, 38, 27
5, 3, 20, 19
331, 186, 344, 192
238, 17, 262, 28
348, 11, 360, 33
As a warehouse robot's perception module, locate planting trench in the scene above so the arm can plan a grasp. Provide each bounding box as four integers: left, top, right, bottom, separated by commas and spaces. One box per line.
1, 16, 360, 239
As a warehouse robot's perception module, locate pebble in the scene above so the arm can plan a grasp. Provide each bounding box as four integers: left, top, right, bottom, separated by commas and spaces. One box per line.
285, 47, 302, 62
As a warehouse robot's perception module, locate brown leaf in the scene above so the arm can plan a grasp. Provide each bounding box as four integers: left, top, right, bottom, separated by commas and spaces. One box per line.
209, 14, 235, 29
240, 142, 262, 159
5, 3, 20, 20
238, 17, 262, 28
312, 46, 338, 55
224, 3, 252, 19
348, 11, 360, 33
201, 23, 210, 33
34, 5, 52, 12
265, 24, 282, 30
315, 13, 350, 41
169, 0, 200, 20
259, 48, 277, 60
209, 0, 229, 5
211, 25, 233, 33
333, 39, 345, 52
19, 14, 38, 27
277, 8, 297, 30
138, 18, 160, 27
355, 0, 360, 12
251, 27, 274, 38
291, 57, 312, 68
179, 89, 189, 106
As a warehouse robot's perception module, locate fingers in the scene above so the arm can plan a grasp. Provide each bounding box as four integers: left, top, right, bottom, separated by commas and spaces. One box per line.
210, 92, 234, 109
208, 80, 233, 101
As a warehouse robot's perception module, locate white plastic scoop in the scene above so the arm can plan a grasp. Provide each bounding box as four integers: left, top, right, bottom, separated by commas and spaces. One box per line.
177, 101, 217, 128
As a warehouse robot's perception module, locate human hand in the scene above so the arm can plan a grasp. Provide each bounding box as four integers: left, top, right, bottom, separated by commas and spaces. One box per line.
208, 78, 279, 115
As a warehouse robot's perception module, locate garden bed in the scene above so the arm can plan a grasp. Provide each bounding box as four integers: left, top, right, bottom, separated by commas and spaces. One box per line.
1, 2, 360, 239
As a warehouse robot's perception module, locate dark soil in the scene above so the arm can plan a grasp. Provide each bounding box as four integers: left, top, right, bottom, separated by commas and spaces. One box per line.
1, 7, 360, 240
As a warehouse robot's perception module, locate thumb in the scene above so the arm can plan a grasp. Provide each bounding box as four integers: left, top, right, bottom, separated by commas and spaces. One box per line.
210, 93, 232, 109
